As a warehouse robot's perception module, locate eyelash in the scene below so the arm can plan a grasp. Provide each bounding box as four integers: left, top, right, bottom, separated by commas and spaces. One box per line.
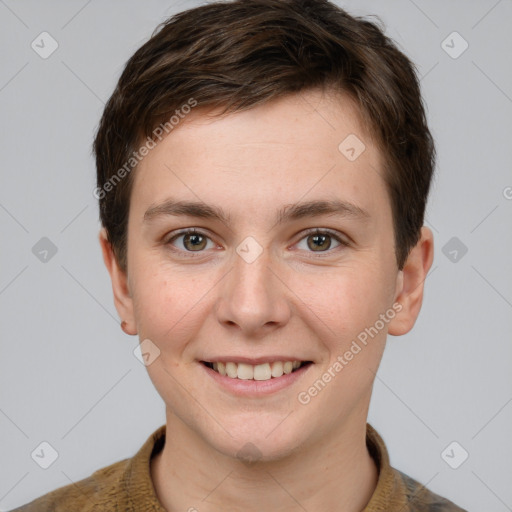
164, 228, 349, 258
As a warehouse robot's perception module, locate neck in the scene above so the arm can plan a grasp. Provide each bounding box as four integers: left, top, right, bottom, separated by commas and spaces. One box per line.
151, 409, 378, 512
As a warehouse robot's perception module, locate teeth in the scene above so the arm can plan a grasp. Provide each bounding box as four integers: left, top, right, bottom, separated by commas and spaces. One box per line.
208, 360, 305, 381
217, 362, 226, 376
283, 361, 293, 374
271, 361, 283, 377
237, 363, 254, 380
254, 363, 271, 381
226, 362, 238, 378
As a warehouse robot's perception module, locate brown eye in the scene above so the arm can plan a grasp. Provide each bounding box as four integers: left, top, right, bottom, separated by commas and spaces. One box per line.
295, 229, 347, 254
307, 233, 332, 252
167, 229, 214, 254
182, 232, 207, 251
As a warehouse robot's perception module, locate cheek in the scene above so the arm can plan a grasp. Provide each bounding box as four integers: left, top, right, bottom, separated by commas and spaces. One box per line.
296, 264, 390, 337
130, 263, 208, 357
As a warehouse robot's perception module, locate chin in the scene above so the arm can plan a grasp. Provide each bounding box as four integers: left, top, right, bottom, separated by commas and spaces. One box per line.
204, 420, 309, 464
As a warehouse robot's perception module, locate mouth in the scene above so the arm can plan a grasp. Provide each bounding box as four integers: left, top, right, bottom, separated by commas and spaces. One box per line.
201, 360, 313, 381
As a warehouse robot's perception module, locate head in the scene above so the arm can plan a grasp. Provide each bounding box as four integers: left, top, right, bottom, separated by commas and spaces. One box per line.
96, 0, 434, 460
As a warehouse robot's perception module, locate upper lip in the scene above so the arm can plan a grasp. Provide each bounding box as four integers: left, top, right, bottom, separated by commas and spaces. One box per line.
200, 356, 312, 365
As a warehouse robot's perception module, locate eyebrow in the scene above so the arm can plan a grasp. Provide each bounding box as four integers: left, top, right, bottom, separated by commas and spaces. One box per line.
143, 198, 370, 225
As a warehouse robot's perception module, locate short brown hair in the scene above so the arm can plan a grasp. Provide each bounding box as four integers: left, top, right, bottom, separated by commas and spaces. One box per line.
94, 0, 435, 272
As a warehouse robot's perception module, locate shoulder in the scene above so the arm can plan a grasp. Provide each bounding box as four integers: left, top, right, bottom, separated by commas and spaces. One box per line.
10, 424, 166, 512
396, 469, 468, 512
9, 457, 130, 512
365, 423, 467, 512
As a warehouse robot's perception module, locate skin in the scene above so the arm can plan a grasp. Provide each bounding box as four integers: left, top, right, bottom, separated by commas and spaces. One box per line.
100, 88, 434, 511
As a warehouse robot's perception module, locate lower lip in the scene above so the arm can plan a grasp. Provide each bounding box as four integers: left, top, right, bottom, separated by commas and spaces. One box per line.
200, 362, 313, 397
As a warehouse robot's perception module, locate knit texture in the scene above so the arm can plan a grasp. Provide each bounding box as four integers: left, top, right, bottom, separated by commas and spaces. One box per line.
10, 424, 467, 511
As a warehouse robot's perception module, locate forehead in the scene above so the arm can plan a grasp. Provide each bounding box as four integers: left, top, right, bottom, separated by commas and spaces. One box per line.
130, 89, 388, 224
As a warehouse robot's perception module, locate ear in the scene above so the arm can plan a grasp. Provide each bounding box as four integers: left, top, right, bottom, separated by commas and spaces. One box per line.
98, 228, 137, 335
388, 226, 434, 336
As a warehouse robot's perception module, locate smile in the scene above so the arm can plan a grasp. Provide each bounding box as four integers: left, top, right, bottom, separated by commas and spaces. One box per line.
202, 360, 311, 381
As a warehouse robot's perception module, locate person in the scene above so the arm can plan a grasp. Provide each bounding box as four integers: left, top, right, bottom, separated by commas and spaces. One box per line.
11, 0, 467, 510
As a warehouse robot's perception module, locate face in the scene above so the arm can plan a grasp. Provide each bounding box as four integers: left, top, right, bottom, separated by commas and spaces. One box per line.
101, 88, 433, 461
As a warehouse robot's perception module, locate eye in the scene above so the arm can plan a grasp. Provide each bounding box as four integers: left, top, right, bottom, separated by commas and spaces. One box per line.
295, 229, 348, 253
165, 227, 348, 257
166, 229, 216, 254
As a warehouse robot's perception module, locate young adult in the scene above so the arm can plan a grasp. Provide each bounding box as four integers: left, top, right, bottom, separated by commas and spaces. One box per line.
13, 1, 466, 510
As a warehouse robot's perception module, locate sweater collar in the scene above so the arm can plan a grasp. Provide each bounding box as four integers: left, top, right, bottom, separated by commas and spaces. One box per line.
123, 423, 408, 511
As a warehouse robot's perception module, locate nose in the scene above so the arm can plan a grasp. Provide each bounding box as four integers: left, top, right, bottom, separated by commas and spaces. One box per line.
215, 244, 291, 338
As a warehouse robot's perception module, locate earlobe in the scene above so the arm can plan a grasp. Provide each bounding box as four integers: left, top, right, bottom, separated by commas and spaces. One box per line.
388, 227, 434, 336
98, 228, 138, 336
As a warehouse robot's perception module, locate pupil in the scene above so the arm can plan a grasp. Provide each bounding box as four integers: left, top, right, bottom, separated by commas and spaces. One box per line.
310, 234, 330, 251
186, 233, 204, 250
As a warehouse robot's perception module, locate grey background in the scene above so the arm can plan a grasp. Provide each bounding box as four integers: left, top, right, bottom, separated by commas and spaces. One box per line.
1, 1, 511, 510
